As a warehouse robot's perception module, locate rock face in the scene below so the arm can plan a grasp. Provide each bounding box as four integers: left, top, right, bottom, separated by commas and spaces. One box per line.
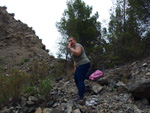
0, 6, 54, 72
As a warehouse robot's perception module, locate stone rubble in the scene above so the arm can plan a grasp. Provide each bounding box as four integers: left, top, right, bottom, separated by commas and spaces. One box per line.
0, 57, 150, 113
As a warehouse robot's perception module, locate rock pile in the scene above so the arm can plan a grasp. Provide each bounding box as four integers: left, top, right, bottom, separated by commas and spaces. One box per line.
0, 57, 150, 113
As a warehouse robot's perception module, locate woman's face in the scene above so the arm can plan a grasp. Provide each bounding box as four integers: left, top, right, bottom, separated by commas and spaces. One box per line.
68, 38, 76, 47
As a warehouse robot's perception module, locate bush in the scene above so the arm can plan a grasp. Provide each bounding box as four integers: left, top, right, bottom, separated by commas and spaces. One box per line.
0, 73, 10, 105
0, 60, 56, 106
50, 62, 63, 79
29, 61, 49, 84
23, 85, 36, 95
0, 67, 3, 72
24, 58, 29, 62
23, 79, 52, 97
7, 69, 29, 102
0, 58, 3, 61
38, 79, 52, 95
0, 69, 29, 105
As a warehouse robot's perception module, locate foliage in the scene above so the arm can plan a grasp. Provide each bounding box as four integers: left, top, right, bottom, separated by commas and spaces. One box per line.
7, 70, 28, 102
0, 61, 55, 106
128, 0, 150, 27
0, 69, 29, 105
128, 0, 150, 57
23, 79, 52, 96
24, 58, 29, 62
142, 32, 150, 56
23, 85, 36, 95
50, 59, 64, 79
38, 79, 52, 95
102, 0, 150, 68
0, 73, 10, 105
56, 0, 102, 58
29, 61, 49, 85
56, 0, 150, 69
0, 58, 3, 61
0, 67, 3, 72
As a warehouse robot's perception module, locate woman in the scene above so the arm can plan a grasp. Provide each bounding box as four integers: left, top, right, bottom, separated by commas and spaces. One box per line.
67, 36, 90, 101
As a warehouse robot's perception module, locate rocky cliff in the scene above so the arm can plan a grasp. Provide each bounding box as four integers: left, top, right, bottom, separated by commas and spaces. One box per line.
0, 6, 54, 73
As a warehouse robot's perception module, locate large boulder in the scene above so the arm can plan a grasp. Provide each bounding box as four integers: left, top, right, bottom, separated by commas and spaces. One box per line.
128, 79, 150, 99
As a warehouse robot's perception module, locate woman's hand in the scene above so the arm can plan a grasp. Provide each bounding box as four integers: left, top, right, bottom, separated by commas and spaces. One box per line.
67, 42, 71, 49
74, 66, 76, 74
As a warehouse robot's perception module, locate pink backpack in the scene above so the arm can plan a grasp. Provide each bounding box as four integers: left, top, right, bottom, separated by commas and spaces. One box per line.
89, 70, 104, 80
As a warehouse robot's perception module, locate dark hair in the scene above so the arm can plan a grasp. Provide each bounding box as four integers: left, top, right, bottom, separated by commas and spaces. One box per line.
68, 36, 76, 41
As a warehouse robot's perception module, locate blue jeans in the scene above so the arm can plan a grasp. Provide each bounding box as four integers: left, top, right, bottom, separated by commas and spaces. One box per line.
74, 62, 90, 98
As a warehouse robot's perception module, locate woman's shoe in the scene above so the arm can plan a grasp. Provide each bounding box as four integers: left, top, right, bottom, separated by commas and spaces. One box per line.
74, 97, 83, 101
73, 97, 85, 105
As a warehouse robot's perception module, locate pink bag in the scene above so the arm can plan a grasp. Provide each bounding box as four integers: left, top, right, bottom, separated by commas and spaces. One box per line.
89, 70, 104, 80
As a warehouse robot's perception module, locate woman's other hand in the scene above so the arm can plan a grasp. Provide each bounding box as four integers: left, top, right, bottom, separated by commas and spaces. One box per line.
74, 66, 76, 74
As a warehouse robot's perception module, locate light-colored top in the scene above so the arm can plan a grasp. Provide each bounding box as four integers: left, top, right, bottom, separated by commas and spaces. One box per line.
71, 43, 90, 67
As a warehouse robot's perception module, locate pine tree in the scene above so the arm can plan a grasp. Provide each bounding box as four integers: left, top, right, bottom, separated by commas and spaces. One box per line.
56, 0, 102, 58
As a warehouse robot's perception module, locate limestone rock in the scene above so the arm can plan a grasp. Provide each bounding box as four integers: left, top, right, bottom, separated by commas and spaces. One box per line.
43, 108, 52, 113
73, 109, 81, 113
128, 79, 150, 99
91, 83, 103, 94
97, 77, 109, 86
35, 107, 42, 113
28, 96, 38, 102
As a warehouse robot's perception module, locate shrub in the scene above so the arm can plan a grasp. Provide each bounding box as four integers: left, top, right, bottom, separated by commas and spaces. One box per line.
16, 35, 21, 38
24, 58, 29, 62
50, 63, 64, 80
0, 58, 3, 61
7, 69, 29, 102
0, 74, 10, 105
29, 61, 49, 85
0, 69, 29, 105
50, 60, 73, 80
38, 79, 52, 95
0, 67, 3, 72
23, 85, 36, 95
0, 60, 56, 106
23, 79, 52, 97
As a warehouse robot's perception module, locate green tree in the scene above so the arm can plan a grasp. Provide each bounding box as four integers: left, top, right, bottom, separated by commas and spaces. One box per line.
128, 0, 150, 57
104, 0, 144, 67
128, 0, 150, 27
107, 0, 127, 60
56, 0, 102, 58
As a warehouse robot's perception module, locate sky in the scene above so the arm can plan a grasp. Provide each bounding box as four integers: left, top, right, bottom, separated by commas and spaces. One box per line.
0, 0, 113, 57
